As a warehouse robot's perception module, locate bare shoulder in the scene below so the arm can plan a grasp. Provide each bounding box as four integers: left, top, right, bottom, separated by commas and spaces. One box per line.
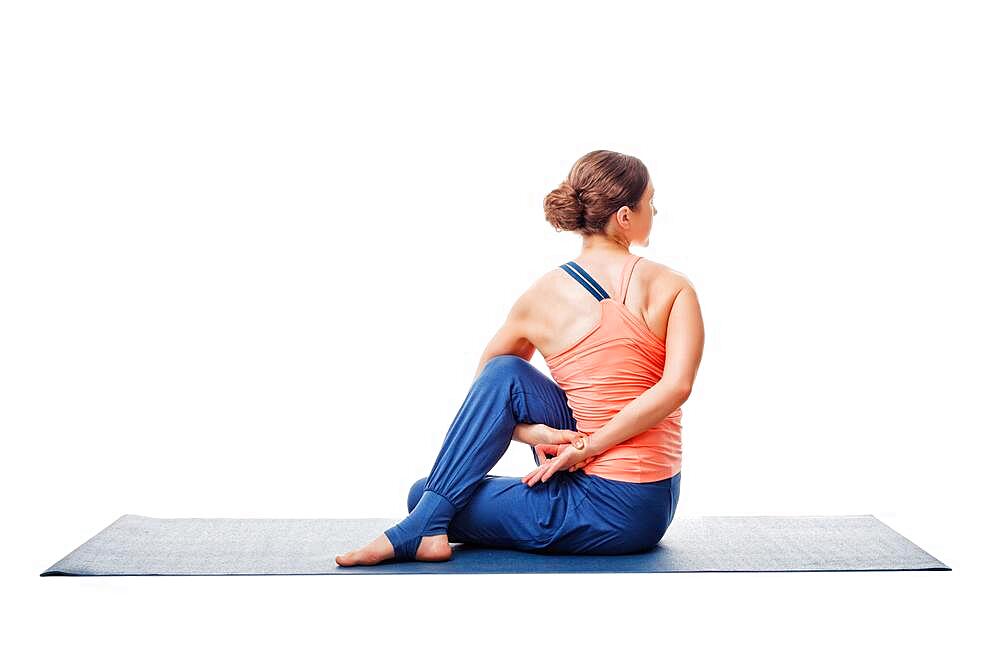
528, 267, 568, 298
508, 268, 562, 318
638, 257, 697, 297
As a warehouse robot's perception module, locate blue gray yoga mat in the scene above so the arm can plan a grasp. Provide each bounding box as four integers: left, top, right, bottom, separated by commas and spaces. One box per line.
40, 513, 950, 576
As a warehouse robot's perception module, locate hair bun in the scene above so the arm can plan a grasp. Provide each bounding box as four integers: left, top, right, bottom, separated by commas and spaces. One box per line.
543, 181, 586, 232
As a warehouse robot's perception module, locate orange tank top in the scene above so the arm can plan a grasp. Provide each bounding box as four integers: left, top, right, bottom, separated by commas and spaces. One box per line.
542, 254, 682, 483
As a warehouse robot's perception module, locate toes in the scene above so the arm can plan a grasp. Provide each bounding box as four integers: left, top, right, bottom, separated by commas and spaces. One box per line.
336, 537, 399, 567
336, 549, 362, 566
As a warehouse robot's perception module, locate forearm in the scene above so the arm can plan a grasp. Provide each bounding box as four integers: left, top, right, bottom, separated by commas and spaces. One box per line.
583, 381, 691, 458
511, 424, 533, 445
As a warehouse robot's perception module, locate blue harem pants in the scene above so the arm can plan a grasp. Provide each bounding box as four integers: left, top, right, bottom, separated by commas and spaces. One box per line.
383, 354, 681, 561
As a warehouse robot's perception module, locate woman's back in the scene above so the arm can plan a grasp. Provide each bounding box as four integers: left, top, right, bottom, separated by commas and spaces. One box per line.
536, 253, 676, 359
533, 253, 684, 483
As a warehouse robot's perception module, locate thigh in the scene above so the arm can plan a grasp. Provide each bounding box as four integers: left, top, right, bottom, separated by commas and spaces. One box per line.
486, 355, 578, 466
501, 355, 577, 432
456, 472, 653, 556
552, 472, 679, 555
445, 472, 590, 551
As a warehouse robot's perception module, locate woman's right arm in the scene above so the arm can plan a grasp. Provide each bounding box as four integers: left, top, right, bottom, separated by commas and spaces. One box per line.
470, 291, 537, 385
578, 279, 705, 460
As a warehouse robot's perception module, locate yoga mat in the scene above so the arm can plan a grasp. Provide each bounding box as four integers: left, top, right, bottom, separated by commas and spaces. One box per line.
40, 513, 950, 576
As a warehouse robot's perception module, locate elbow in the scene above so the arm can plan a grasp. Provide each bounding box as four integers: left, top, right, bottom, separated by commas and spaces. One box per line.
670, 381, 692, 402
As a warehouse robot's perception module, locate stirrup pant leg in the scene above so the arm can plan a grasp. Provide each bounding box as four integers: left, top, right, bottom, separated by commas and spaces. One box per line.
384, 355, 575, 561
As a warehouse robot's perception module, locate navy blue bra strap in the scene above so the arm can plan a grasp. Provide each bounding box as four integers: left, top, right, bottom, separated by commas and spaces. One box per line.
566, 261, 611, 300
560, 261, 610, 301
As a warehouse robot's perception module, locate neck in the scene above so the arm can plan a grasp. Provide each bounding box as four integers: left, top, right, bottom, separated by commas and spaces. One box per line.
580, 233, 630, 257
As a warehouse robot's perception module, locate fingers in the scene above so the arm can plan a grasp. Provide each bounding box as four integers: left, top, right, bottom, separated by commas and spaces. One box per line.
523, 457, 559, 486
558, 429, 585, 443
533, 444, 547, 463
535, 443, 564, 458
524, 445, 591, 485
522, 463, 541, 485
541, 450, 573, 483
523, 464, 547, 487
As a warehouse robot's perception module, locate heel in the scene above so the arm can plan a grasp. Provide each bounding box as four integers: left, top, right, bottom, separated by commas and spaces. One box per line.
382, 490, 457, 562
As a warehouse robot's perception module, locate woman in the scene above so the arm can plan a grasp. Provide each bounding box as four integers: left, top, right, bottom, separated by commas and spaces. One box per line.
336, 149, 704, 566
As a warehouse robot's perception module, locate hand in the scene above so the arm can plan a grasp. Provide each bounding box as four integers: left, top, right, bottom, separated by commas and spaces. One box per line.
512, 423, 586, 466
522, 440, 593, 486
512, 423, 583, 448
567, 454, 595, 473
552, 443, 595, 473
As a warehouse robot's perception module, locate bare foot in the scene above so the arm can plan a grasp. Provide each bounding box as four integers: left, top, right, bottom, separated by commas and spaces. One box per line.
335, 532, 452, 566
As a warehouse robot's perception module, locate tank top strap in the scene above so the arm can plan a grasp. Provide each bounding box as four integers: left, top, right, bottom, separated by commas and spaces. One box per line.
560, 261, 610, 302
617, 255, 642, 304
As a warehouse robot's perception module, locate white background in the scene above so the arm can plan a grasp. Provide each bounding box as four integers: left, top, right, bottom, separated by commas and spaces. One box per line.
2, 1, 997, 665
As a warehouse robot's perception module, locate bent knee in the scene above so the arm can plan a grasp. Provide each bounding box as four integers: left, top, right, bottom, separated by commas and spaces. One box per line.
407, 476, 429, 513
480, 354, 530, 378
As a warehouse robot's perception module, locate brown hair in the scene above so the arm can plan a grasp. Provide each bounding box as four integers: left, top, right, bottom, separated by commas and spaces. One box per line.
543, 150, 650, 236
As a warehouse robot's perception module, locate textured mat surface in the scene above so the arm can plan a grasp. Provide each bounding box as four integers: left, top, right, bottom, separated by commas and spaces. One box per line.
40, 513, 950, 576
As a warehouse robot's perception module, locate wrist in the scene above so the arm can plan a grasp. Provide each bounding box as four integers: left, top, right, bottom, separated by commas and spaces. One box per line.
573, 433, 595, 458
